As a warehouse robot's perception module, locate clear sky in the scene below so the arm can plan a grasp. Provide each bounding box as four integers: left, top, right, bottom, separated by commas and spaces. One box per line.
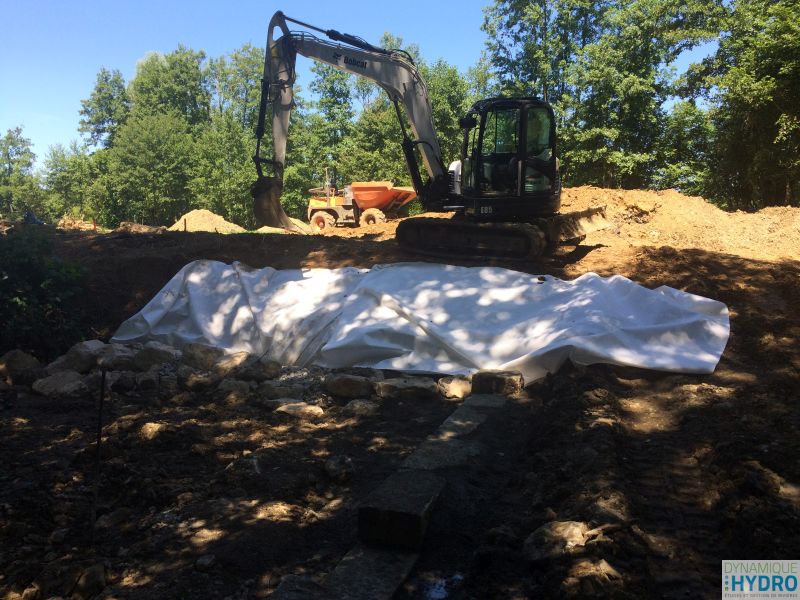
0, 0, 490, 165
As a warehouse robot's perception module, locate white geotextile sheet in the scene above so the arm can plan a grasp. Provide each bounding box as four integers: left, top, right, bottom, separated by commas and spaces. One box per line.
111, 260, 730, 382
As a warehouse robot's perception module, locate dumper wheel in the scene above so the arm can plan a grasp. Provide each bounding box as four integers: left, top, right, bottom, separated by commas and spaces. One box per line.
310, 211, 336, 232
360, 208, 386, 226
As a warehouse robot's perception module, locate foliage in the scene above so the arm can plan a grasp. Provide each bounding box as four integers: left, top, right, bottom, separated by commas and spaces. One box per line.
79, 68, 130, 147
129, 46, 211, 126
190, 112, 256, 228
108, 112, 195, 226
701, 0, 800, 208
0, 229, 86, 360
0, 127, 38, 216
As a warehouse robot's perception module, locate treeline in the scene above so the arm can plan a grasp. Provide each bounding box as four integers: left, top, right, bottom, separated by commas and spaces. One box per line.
1, 0, 797, 229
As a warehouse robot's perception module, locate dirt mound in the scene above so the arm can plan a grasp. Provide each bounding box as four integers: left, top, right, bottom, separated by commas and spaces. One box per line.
168, 209, 246, 234
561, 186, 800, 260
56, 214, 96, 231
115, 221, 166, 234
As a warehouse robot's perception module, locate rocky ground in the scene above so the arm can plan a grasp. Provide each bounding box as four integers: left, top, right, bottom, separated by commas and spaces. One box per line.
1, 186, 799, 599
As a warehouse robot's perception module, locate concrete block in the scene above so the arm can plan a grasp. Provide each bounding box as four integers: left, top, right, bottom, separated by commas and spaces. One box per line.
359, 470, 444, 550
471, 370, 524, 395
324, 544, 418, 600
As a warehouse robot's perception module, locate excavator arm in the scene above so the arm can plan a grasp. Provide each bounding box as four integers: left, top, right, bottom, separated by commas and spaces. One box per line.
252, 11, 450, 227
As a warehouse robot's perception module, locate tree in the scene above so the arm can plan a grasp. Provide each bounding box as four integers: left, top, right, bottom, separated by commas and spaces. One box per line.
0, 127, 37, 216
129, 46, 211, 126
652, 101, 714, 195
700, 0, 800, 208
190, 112, 257, 228
207, 44, 264, 132
43, 142, 99, 220
79, 68, 130, 147
108, 112, 195, 225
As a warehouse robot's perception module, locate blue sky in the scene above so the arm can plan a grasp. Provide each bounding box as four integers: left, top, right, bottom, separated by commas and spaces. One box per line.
1, 1, 716, 167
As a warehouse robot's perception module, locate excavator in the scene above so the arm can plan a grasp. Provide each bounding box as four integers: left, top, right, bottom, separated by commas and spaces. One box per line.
251, 11, 608, 259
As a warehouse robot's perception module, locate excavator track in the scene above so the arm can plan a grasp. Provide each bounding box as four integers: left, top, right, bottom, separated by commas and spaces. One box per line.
396, 206, 609, 261
396, 218, 548, 260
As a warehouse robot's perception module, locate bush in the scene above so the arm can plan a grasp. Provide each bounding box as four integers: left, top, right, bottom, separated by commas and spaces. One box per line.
0, 228, 87, 360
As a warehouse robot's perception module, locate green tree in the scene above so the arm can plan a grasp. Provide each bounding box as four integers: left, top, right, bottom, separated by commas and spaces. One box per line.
208, 44, 264, 131
0, 127, 38, 216
653, 101, 714, 195
129, 46, 211, 126
79, 68, 130, 147
700, 0, 800, 208
190, 112, 257, 227
109, 112, 195, 225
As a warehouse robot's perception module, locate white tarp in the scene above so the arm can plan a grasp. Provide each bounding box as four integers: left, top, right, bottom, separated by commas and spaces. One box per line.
111, 260, 730, 382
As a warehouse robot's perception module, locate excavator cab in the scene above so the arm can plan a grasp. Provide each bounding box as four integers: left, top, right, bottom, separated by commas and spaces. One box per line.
456, 97, 561, 221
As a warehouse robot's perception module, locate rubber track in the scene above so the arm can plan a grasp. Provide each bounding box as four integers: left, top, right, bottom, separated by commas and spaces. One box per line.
396, 218, 547, 260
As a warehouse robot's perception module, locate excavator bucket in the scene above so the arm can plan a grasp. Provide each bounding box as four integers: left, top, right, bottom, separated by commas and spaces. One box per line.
251, 175, 303, 232
554, 206, 610, 242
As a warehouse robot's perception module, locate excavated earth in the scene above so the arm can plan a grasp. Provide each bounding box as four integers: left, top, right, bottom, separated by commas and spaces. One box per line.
1, 186, 799, 599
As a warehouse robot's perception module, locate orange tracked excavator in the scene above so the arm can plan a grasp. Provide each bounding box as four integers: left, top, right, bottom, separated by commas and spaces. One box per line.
251, 11, 609, 259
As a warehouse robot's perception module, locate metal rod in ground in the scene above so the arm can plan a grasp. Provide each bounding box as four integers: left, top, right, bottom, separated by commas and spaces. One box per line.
90, 369, 106, 546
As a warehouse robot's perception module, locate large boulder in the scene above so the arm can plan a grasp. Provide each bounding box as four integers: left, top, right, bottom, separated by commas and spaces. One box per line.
0, 349, 42, 385
32, 370, 88, 398
97, 343, 136, 370
324, 373, 374, 399
63, 339, 107, 373
182, 342, 226, 371
374, 377, 438, 401
523, 521, 591, 562
133, 341, 182, 371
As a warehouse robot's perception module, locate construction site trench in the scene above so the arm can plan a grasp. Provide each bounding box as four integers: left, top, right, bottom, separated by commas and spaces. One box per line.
1, 186, 799, 599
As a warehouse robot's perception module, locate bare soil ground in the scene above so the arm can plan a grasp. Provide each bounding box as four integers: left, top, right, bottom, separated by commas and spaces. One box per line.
2, 186, 799, 599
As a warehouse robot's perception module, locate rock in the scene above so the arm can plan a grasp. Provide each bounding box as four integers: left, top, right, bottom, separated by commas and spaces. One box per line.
178, 365, 220, 390
580, 388, 615, 407
73, 563, 106, 600
32, 370, 88, 398
437, 375, 472, 399
471, 370, 524, 395
48, 528, 69, 545
135, 366, 161, 390
110, 370, 137, 392
324, 456, 355, 482
257, 380, 306, 400
374, 377, 438, 401
274, 402, 324, 419
523, 521, 591, 562
195, 554, 216, 572
255, 397, 303, 410
133, 341, 182, 371
20, 584, 40, 600
183, 343, 226, 371
97, 343, 136, 370
139, 422, 170, 441
324, 373, 374, 399
213, 352, 251, 377
62, 339, 107, 373
238, 356, 282, 382
343, 399, 378, 417
217, 378, 252, 392
0, 349, 42, 385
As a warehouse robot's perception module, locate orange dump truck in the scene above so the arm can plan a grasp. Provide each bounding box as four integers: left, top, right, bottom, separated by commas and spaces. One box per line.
307, 181, 417, 231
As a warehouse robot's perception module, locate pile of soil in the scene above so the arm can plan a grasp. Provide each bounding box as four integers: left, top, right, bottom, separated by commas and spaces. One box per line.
56, 215, 97, 231
168, 210, 246, 234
